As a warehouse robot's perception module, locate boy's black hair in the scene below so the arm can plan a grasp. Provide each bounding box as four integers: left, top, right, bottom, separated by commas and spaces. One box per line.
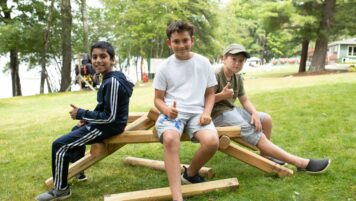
166, 21, 194, 39
90, 41, 115, 60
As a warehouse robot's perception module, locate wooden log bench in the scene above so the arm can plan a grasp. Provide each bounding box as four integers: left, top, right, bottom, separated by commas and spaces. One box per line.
104, 178, 239, 201
45, 108, 293, 189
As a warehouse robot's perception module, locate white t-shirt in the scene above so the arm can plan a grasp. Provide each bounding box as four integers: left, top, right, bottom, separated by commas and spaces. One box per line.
154, 53, 217, 113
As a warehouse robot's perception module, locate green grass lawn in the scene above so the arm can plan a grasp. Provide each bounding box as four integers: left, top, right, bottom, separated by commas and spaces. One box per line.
243, 64, 300, 78
0, 71, 355, 201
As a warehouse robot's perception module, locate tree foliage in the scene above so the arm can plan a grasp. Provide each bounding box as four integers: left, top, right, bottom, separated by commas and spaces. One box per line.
1, 0, 355, 96
218, 0, 270, 60
1, 0, 49, 96
88, 0, 221, 63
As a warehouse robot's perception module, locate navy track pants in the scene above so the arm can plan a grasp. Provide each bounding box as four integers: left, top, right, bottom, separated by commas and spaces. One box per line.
51, 124, 120, 190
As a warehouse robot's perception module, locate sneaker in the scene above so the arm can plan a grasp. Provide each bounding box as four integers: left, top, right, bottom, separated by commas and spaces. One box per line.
181, 166, 205, 184
297, 158, 331, 174
36, 188, 71, 201
76, 172, 87, 182
266, 156, 286, 166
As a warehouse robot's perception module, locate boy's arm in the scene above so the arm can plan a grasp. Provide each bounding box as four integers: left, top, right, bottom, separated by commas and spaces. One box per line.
200, 86, 215, 125
76, 79, 121, 124
154, 89, 178, 119
238, 95, 262, 131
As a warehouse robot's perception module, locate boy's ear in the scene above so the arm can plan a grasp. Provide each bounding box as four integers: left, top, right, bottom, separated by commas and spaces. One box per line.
110, 57, 116, 65
191, 36, 195, 45
222, 55, 229, 64
166, 39, 172, 48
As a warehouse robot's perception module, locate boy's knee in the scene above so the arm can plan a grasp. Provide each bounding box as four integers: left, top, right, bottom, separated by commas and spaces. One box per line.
52, 139, 63, 150
200, 133, 219, 151
163, 131, 180, 148
264, 114, 272, 123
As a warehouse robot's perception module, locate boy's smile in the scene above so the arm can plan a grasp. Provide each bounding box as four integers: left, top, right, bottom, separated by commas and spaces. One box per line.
91, 48, 114, 75
167, 31, 194, 60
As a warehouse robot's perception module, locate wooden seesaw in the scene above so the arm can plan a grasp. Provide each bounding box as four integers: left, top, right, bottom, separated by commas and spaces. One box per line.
44, 108, 293, 200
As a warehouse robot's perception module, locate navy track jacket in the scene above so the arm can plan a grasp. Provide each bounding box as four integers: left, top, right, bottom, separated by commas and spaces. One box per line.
76, 71, 134, 132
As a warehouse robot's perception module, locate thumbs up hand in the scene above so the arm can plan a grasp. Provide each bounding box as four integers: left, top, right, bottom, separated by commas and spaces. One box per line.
173, 100, 176, 108
165, 101, 178, 119
222, 82, 234, 99
69, 104, 79, 120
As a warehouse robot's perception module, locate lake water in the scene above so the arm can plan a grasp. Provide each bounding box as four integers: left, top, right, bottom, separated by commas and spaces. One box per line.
0, 55, 148, 99
0, 55, 50, 99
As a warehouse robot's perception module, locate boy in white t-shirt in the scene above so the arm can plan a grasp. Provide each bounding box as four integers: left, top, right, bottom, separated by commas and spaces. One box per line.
153, 21, 219, 201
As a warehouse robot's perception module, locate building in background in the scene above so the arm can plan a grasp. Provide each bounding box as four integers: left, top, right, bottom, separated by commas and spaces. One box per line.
327, 38, 356, 64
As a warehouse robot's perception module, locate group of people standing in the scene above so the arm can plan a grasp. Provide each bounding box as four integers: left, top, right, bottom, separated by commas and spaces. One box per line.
36, 21, 330, 201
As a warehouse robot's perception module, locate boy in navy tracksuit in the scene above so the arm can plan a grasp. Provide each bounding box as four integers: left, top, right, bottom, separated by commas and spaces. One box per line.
36, 41, 134, 201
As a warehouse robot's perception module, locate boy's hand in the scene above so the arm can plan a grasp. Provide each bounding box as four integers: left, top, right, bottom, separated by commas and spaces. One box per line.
77, 120, 86, 127
200, 112, 212, 125
250, 113, 262, 132
69, 104, 79, 120
222, 82, 234, 99
165, 101, 178, 119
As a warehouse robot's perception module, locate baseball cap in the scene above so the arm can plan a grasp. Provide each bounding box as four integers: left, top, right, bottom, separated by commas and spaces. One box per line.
223, 44, 250, 58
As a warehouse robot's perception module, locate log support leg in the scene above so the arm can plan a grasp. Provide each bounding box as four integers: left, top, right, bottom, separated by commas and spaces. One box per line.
219, 143, 293, 177
44, 114, 155, 188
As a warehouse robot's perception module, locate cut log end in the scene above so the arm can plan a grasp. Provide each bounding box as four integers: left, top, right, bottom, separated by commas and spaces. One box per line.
219, 135, 230, 150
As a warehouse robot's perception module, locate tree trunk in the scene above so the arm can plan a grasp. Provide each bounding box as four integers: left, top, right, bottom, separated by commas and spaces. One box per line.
126, 57, 130, 77
261, 33, 268, 63
299, 39, 309, 73
156, 41, 160, 58
40, 0, 55, 94
2, 0, 22, 96
309, 0, 336, 72
309, 38, 328, 72
159, 41, 165, 57
140, 56, 144, 81
135, 57, 139, 82
60, 0, 72, 91
10, 49, 22, 96
80, 0, 89, 51
45, 71, 53, 93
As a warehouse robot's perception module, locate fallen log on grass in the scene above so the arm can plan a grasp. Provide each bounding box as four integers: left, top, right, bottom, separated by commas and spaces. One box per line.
123, 156, 214, 179
104, 178, 239, 201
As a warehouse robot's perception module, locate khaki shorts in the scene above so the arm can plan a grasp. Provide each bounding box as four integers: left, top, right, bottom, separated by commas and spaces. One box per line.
213, 107, 267, 146
155, 112, 216, 143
